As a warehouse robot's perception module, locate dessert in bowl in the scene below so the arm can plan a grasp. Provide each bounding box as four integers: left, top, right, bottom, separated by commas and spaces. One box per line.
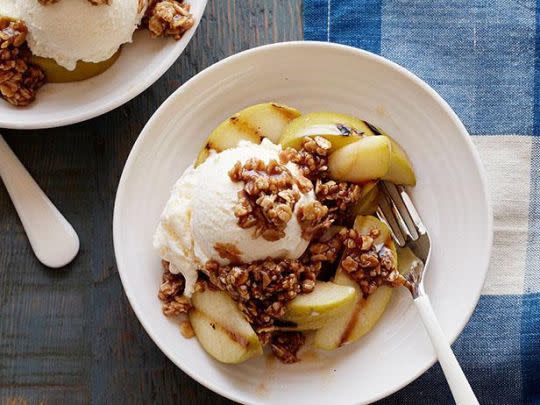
113, 42, 491, 404
153, 102, 421, 364
0, 0, 194, 106
0, 0, 206, 128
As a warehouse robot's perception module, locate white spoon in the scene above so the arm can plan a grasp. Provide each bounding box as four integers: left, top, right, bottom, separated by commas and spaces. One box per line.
0, 135, 79, 268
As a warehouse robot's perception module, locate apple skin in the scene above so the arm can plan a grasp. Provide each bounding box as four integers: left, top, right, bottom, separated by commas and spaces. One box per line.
281, 281, 357, 330
328, 136, 392, 183
382, 137, 416, 186
278, 112, 375, 152
189, 289, 262, 364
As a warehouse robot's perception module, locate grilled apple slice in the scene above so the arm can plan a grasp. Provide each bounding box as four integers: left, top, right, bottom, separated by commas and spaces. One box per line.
313, 216, 399, 350
328, 136, 392, 183
31, 52, 120, 83
281, 281, 357, 330
313, 272, 394, 350
279, 112, 375, 152
196, 102, 301, 165
190, 289, 262, 363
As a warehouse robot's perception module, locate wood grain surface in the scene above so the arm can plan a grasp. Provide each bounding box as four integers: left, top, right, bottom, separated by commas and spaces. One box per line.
0, 1, 302, 404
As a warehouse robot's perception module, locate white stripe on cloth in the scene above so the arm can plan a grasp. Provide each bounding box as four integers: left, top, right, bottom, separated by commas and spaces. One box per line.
473, 135, 532, 295
326, 0, 331, 42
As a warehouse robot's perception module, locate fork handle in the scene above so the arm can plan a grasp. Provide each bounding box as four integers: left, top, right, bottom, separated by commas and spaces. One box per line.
414, 295, 479, 405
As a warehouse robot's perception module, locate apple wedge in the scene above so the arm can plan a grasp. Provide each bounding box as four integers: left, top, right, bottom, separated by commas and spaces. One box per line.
279, 112, 375, 152
361, 124, 416, 186
196, 102, 301, 165
281, 281, 357, 330
382, 137, 416, 186
312, 272, 394, 350
328, 136, 392, 183
189, 289, 262, 363
313, 216, 399, 350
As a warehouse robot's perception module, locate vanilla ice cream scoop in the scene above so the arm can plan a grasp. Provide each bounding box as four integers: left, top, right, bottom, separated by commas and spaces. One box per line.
2, 0, 147, 70
154, 140, 316, 296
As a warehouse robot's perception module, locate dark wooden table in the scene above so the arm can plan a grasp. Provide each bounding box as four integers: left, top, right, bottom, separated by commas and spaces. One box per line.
0, 2, 445, 403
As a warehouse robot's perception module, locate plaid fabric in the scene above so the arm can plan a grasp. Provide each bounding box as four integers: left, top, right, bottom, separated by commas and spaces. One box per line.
304, 1, 540, 403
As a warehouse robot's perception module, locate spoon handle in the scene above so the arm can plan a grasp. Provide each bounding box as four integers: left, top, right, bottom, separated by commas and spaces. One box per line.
414, 294, 479, 405
0, 135, 79, 268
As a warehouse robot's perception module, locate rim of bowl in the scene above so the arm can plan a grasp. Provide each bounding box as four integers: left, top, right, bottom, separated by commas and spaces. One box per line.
113, 41, 494, 404
0, 0, 207, 130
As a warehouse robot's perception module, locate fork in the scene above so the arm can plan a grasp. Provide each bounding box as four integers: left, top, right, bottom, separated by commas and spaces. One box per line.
376, 181, 479, 405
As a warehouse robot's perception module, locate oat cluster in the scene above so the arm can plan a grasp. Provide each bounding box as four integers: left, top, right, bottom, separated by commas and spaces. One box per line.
145, 0, 194, 40
296, 200, 331, 240
280, 136, 331, 180
158, 261, 192, 316
338, 228, 407, 296
0, 19, 45, 106
315, 179, 362, 216
270, 332, 305, 364
229, 157, 312, 242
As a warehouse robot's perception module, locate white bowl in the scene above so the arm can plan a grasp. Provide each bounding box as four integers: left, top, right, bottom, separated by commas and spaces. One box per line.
0, 1, 207, 130
113, 42, 492, 404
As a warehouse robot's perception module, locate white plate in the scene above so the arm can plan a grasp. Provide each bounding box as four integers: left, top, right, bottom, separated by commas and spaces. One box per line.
0, 1, 207, 130
113, 42, 493, 405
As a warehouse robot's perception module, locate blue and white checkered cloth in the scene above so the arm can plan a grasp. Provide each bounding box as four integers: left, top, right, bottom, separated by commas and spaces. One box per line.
304, 1, 539, 403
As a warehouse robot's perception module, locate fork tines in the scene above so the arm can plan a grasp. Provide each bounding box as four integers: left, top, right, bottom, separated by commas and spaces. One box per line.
376, 181, 426, 248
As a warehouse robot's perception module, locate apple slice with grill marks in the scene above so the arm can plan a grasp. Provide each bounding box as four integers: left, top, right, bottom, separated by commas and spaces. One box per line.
195, 102, 301, 166
189, 289, 263, 364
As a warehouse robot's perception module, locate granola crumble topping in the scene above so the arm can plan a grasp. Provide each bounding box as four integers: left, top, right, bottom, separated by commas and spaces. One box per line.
229, 157, 311, 242
270, 331, 305, 364
337, 228, 407, 297
0, 18, 45, 107
144, 0, 194, 40
158, 261, 192, 316
296, 200, 331, 240
315, 179, 362, 215
280, 136, 331, 180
